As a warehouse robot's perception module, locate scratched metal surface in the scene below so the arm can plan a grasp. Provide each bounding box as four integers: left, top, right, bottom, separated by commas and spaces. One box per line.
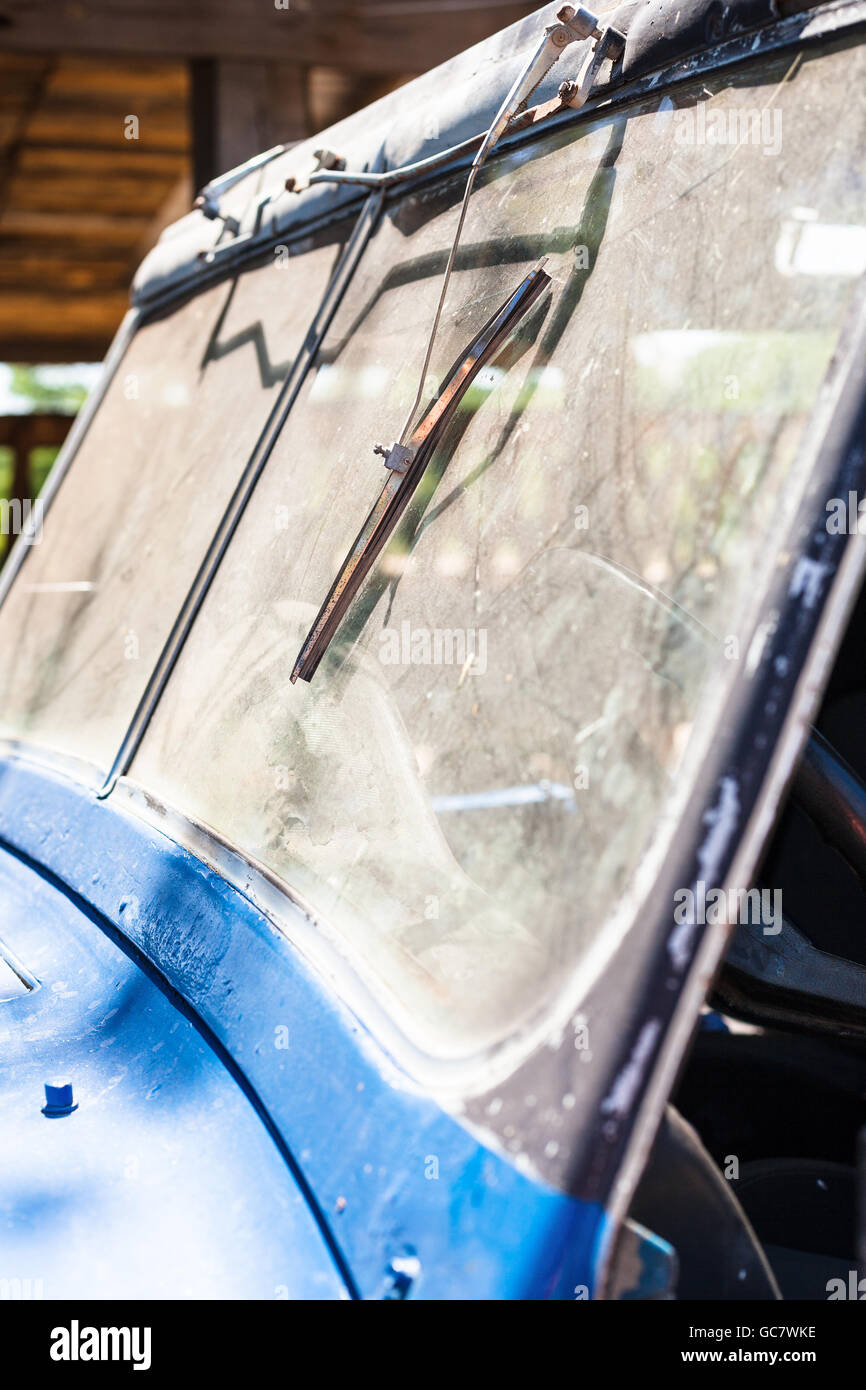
0, 840, 348, 1299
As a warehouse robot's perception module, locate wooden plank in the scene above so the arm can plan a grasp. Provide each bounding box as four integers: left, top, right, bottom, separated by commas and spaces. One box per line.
0, 289, 130, 328
0, 209, 150, 246
0, 70, 48, 103
0, 252, 133, 291
25, 102, 189, 152
0, 113, 27, 144
16, 146, 187, 176
7, 171, 184, 216
0, 415, 73, 448
0, 335, 115, 363
0, 290, 129, 361
0, 0, 536, 72
0, 54, 48, 77
47, 56, 190, 100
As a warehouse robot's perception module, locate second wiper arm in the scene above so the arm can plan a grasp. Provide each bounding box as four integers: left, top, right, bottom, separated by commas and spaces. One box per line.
291, 261, 551, 684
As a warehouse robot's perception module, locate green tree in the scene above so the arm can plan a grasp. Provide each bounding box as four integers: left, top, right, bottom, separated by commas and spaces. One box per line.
8, 364, 88, 414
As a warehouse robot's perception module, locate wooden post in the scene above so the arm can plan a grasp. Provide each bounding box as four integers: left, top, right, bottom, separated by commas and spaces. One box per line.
190, 59, 309, 189
10, 420, 31, 507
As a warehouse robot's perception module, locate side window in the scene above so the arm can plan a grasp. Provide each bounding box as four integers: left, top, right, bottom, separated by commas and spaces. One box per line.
136, 40, 866, 1051
0, 223, 354, 769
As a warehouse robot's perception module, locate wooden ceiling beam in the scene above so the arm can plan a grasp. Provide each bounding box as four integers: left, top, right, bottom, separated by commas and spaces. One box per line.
43, 57, 190, 99
0, 289, 129, 339
24, 103, 189, 151
7, 175, 184, 217
0, 414, 75, 446
0, 251, 133, 284
0, 336, 114, 363
0, 209, 151, 245
15, 146, 187, 175
0, 0, 537, 72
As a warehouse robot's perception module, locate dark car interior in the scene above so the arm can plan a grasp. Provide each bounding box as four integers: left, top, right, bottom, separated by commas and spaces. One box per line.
626, 575, 866, 1298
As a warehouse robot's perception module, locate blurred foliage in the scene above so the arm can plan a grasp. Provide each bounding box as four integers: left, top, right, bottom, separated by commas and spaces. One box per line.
30, 446, 59, 496
633, 331, 833, 414
8, 365, 88, 415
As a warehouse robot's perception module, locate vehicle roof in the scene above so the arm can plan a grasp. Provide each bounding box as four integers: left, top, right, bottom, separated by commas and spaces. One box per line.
132, 0, 828, 308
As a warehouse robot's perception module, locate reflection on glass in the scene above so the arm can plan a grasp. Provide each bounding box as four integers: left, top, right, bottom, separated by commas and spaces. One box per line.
128, 40, 866, 1055
0, 226, 350, 767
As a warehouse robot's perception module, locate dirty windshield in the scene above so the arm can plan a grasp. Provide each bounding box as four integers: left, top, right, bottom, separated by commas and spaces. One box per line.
132, 39, 866, 1056
0, 224, 352, 768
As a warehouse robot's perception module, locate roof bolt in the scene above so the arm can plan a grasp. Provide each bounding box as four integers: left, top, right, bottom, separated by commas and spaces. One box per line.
42, 1082, 78, 1118
313, 148, 346, 172
559, 79, 577, 100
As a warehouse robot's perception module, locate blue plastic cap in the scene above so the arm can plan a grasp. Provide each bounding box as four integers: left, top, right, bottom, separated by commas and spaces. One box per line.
45, 1083, 73, 1108
42, 1082, 77, 1116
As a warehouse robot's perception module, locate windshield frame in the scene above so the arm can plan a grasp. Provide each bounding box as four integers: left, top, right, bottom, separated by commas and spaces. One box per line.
0, 3, 864, 1218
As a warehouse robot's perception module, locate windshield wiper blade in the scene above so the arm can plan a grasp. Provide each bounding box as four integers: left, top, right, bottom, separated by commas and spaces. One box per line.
291, 260, 551, 684
291, 7, 626, 688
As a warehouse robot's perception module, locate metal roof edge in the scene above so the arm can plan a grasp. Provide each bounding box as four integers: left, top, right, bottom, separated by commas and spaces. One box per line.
131, 0, 843, 309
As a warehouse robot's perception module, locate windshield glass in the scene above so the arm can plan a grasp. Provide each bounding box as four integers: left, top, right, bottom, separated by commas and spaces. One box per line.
132, 38, 866, 1056
0, 222, 352, 768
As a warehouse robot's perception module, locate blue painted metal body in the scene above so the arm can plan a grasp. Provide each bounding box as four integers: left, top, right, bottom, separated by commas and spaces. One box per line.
0, 754, 606, 1299
0, 842, 347, 1300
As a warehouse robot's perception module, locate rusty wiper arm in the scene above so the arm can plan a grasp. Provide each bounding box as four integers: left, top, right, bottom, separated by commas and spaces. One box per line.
291, 260, 551, 684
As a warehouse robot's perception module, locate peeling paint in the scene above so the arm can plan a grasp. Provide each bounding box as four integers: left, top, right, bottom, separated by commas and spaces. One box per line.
600, 1019, 662, 1118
